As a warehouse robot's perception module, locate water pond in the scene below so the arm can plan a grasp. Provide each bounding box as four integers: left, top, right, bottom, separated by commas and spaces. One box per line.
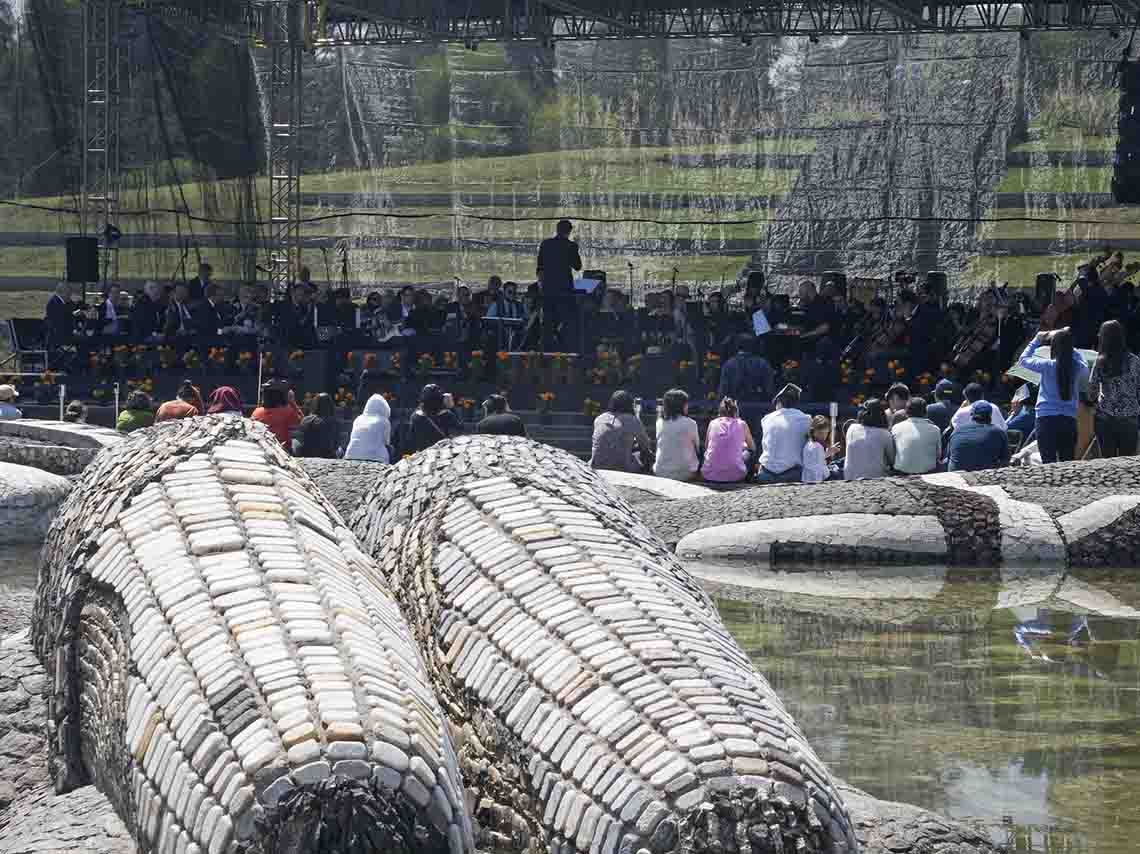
710, 562, 1140, 854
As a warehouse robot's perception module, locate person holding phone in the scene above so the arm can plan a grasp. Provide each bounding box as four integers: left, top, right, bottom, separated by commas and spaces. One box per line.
1017, 326, 1088, 463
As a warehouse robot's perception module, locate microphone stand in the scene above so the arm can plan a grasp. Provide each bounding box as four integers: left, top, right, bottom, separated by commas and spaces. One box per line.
320, 246, 332, 288
627, 262, 634, 307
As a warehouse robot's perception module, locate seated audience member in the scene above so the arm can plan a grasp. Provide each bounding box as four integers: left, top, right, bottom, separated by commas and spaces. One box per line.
116, 391, 154, 432
63, 401, 87, 423
1006, 383, 1037, 439
925, 379, 960, 433
252, 382, 304, 450
0, 384, 21, 420
477, 394, 527, 437
164, 282, 197, 338
132, 281, 167, 342
844, 398, 896, 480
280, 282, 317, 348
886, 382, 911, 427
891, 397, 942, 475
193, 283, 231, 338
653, 388, 701, 482
295, 393, 340, 458
344, 394, 392, 463
951, 382, 1008, 432
485, 282, 527, 349
207, 385, 243, 416
156, 380, 201, 422
589, 390, 653, 473
948, 400, 1010, 471
44, 281, 77, 349
757, 383, 811, 483
703, 397, 756, 483
132, 282, 167, 342
802, 414, 840, 483
719, 335, 774, 402
405, 384, 462, 455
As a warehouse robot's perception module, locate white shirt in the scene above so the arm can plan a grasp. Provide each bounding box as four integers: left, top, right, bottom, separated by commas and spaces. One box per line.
759, 407, 812, 474
891, 417, 942, 474
752, 309, 771, 336
653, 416, 700, 481
951, 402, 1007, 432
802, 439, 829, 483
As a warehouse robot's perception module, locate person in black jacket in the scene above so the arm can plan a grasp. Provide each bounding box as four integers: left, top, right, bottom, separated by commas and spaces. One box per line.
193, 283, 231, 339
164, 282, 197, 338
536, 219, 582, 352
477, 394, 527, 437
44, 281, 77, 349
279, 282, 317, 348
295, 393, 340, 458
131, 281, 167, 342
403, 384, 461, 455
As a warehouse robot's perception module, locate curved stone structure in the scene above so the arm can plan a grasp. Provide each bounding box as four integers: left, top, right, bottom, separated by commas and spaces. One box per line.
349, 435, 859, 854
30, 417, 474, 854
0, 418, 123, 475
0, 462, 72, 544
641, 458, 1140, 567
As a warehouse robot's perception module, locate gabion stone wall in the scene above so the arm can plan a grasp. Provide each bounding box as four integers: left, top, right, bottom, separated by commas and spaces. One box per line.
31, 417, 474, 854
350, 435, 858, 854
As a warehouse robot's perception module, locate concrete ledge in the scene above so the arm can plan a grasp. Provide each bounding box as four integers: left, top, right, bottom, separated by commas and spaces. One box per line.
0, 462, 72, 544
1058, 496, 1140, 543
0, 419, 122, 450
597, 469, 716, 500
675, 513, 948, 562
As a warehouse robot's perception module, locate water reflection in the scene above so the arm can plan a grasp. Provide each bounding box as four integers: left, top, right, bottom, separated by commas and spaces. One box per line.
0, 544, 40, 596
714, 564, 1140, 854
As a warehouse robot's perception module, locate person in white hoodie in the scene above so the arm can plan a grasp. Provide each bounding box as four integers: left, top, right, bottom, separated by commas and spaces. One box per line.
344, 393, 392, 463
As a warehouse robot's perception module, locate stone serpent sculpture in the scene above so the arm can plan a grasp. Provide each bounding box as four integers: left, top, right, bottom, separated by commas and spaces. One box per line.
1, 424, 1007, 854
28, 417, 474, 854
348, 434, 858, 854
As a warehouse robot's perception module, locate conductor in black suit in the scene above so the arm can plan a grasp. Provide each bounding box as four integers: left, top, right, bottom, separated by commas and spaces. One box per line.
536, 219, 582, 353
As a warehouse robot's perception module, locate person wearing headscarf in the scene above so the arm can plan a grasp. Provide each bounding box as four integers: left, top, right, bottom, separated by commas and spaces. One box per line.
294, 393, 340, 458
344, 394, 393, 463
207, 386, 244, 416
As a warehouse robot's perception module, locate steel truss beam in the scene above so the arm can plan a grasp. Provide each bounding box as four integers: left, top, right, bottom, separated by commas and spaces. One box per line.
266, 0, 304, 297
316, 0, 1137, 43
81, 0, 123, 293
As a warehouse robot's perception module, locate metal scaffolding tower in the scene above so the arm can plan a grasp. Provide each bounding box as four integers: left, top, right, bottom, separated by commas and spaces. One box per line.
80, 0, 124, 297
266, 0, 304, 297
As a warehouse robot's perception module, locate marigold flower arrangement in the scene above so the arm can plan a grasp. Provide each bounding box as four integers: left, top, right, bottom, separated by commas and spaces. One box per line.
182, 350, 200, 370
208, 346, 228, 366
158, 346, 177, 370
260, 352, 274, 372
583, 397, 601, 417
335, 387, 355, 407
288, 350, 305, 364
537, 390, 555, 413
38, 370, 58, 386
237, 351, 255, 371
469, 350, 485, 374
442, 351, 458, 370
496, 351, 509, 363
416, 353, 435, 375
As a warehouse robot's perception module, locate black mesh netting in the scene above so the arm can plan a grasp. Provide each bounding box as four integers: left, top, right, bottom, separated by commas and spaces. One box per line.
0, 4, 1136, 295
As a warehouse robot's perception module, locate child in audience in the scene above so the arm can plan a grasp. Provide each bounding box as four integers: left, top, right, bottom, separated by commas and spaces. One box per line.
802, 414, 839, 483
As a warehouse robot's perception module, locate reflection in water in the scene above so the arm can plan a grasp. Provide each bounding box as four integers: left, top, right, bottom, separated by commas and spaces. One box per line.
715, 565, 1140, 854
0, 545, 40, 596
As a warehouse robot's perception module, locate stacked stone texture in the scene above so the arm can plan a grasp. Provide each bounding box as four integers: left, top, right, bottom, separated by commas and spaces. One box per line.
29, 417, 474, 854
349, 435, 858, 854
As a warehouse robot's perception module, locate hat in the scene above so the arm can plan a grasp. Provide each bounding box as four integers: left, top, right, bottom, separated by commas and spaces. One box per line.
934, 378, 958, 397
773, 383, 802, 405
971, 400, 991, 418
0, 384, 18, 402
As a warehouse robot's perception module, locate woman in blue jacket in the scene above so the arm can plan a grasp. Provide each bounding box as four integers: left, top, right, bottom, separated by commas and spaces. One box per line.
1017, 327, 1089, 463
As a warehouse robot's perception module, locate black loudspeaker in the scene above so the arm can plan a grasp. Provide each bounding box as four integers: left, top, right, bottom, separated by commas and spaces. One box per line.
582, 269, 607, 285
745, 270, 765, 294
1035, 272, 1057, 306
822, 270, 847, 295
66, 237, 99, 283
1115, 62, 1140, 204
